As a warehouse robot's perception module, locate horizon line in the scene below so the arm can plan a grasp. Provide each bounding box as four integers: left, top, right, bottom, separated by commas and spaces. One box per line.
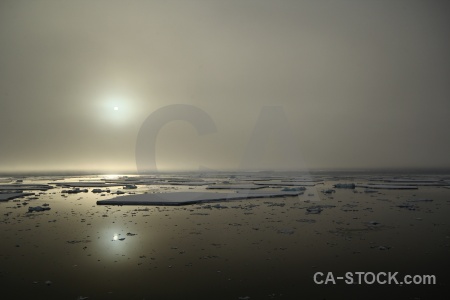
2, 166, 450, 177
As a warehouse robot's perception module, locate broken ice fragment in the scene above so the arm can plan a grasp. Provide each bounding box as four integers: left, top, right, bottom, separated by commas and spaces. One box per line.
358, 184, 418, 190
28, 206, 51, 212
377, 246, 390, 250
0, 192, 35, 201
397, 203, 416, 210
123, 184, 137, 189
306, 206, 323, 214
333, 183, 355, 189
207, 184, 266, 189
406, 198, 433, 202
277, 228, 295, 235
321, 189, 335, 194
296, 219, 316, 223
92, 188, 110, 193
281, 187, 306, 192
97, 191, 302, 206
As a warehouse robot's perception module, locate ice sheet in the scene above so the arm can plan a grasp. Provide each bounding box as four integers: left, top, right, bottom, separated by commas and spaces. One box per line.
0, 184, 53, 191
254, 181, 317, 186
97, 191, 302, 206
0, 192, 34, 201
206, 184, 266, 189
53, 182, 122, 187
356, 184, 418, 190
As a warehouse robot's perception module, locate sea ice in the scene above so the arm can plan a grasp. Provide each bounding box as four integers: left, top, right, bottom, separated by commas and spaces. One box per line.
28, 206, 51, 212
281, 187, 306, 191
123, 184, 137, 189
0, 184, 53, 191
254, 181, 317, 186
54, 182, 121, 187
357, 184, 418, 190
206, 184, 266, 190
166, 181, 210, 186
96, 191, 302, 206
333, 183, 356, 189
406, 198, 433, 202
321, 189, 336, 194
0, 192, 34, 201
61, 188, 88, 194
306, 206, 323, 214
92, 188, 110, 193
397, 203, 417, 210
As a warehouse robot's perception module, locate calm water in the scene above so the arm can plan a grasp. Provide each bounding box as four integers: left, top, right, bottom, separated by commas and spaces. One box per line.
0, 172, 449, 299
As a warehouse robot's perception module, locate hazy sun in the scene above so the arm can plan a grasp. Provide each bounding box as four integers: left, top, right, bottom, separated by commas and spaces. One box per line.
114, 106, 119, 111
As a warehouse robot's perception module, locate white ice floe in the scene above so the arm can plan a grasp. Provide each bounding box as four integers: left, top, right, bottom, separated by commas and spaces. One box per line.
254, 181, 317, 186
281, 187, 306, 191
61, 188, 88, 194
306, 206, 323, 214
28, 206, 51, 212
0, 184, 53, 191
166, 181, 210, 186
277, 228, 295, 235
333, 183, 356, 189
406, 198, 433, 202
0, 192, 34, 201
123, 184, 137, 189
321, 189, 336, 194
369, 178, 445, 185
96, 191, 302, 206
306, 205, 336, 214
206, 184, 266, 190
53, 182, 122, 187
92, 188, 110, 193
397, 203, 417, 210
357, 184, 418, 190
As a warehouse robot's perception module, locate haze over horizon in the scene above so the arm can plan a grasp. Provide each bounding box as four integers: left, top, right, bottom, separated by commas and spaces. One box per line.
1, 0, 450, 173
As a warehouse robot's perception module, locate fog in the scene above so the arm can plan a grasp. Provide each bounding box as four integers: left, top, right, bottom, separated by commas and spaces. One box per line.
1, 0, 449, 173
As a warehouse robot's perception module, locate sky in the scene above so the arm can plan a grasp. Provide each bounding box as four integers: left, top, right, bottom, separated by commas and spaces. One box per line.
1, 0, 450, 173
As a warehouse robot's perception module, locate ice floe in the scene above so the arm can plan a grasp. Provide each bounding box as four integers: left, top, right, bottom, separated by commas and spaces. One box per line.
0, 184, 53, 191
206, 184, 266, 190
53, 182, 122, 187
333, 183, 356, 189
0, 192, 34, 201
61, 188, 88, 194
92, 188, 110, 193
357, 184, 418, 190
97, 191, 302, 206
254, 181, 317, 186
28, 206, 51, 212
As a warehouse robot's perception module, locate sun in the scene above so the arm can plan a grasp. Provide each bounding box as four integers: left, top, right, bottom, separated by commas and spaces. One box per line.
114, 106, 119, 111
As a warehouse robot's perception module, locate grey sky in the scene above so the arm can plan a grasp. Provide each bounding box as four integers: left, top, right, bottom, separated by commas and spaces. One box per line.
1, 0, 449, 173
